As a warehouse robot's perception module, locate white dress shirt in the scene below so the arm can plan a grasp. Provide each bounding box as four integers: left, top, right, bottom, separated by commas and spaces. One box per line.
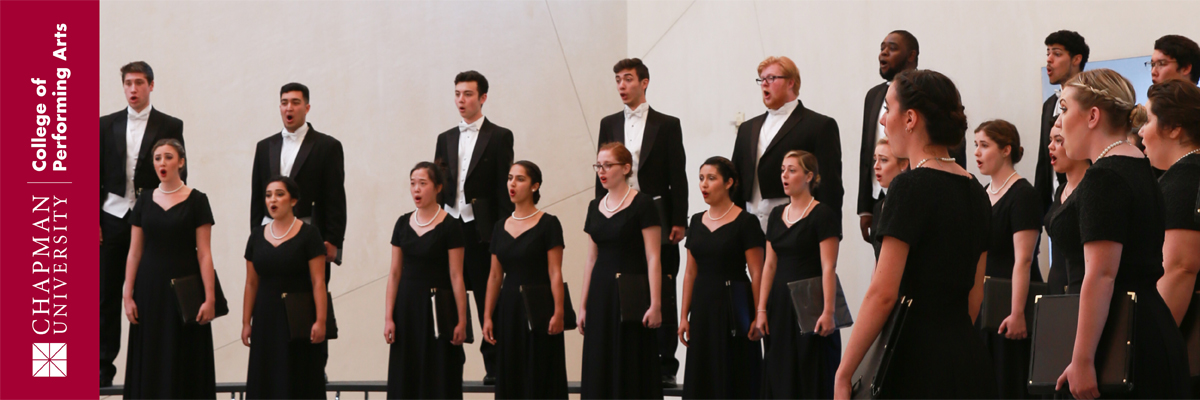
262, 122, 311, 225
624, 102, 649, 191
445, 116, 485, 222
748, 98, 800, 230
103, 104, 153, 218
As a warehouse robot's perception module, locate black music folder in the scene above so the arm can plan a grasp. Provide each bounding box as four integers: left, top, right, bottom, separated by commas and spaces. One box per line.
1181, 291, 1200, 378
851, 296, 913, 399
430, 287, 474, 344
979, 276, 1048, 331
519, 283, 578, 333
727, 280, 754, 337
169, 273, 229, 325
616, 273, 651, 324
281, 291, 338, 341
787, 275, 854, 334
1028, 292, 1135, 395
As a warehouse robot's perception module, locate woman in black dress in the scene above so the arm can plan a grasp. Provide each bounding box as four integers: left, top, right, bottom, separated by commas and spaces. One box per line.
870, 138, 907, 260
1052, 69, 1189, 399
1140, 80, 1200, 326
579, 142, 664, 399
384, 162, 469, 399
1044, 116, 1088, 296
677, 156, 765, 399
754, 150, 842, 398
242, 176, 328, 399
974, 119, 1042, 398
835, 69, 997, 399
122, 139, 217, 399
481, 160, 569, 399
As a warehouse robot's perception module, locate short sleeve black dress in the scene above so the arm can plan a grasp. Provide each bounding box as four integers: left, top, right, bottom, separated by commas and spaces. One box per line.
123, 190, 217, 399
580, 192, 664, 399
1161, 153, 1200, 291
761, 201, 841, 399
386, 213, 467, 399
489, 213, 569, 399
875, 168, 998, 398
1049, 156, 1190, 397
1044, 184, 1069, 295
244, 221, 327, 399
681, 210, 765, 399
981, 178, 1043, 399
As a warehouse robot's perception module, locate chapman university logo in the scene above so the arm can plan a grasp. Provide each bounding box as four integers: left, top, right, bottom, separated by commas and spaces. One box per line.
32, 343, 66, 377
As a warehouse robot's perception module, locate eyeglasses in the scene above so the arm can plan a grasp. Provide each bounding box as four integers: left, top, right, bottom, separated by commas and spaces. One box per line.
1145, 59, 1176, 69
592, 162, 626, 172
756, 75, 786, 85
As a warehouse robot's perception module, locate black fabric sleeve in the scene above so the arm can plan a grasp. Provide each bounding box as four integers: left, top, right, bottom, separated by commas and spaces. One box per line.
1163, 165, 1200, 231
741, 212, 767, 250
1009, 183, 1043, 233
443, 216, 466, 250
244, 232, 255, 261
129, 192, 146, 227
877, 172, 926, 245
814, 203, 843, 242
664, 117, 689, 227
637, 194, 661, 230
193, 191, 216, 228
303, 224, 327, 261
1078, 169, 1133, 244
812, 117, 845, 217
544, 215, 566, 250
583, 200, 597, 237
249, 141, 266, 230
319, 137, 347, 247
684, 213, 702, 251
390, 214, 408, 248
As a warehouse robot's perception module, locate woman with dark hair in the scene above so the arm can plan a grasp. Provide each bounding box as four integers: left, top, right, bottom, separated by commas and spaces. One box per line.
974, 119, 1042, 398
677, 156, 764, 399
384, 162, 469, 399
579, 142, 664, 399
481, 160, 569, 399
243, 175, 328, 399
1141, 80, 1200, 328
122, 139, 217, 399
834, 69, 997, 398
755, 150, 842, 398
1053, 69, 1189, 399
1044, 116, 1089, 296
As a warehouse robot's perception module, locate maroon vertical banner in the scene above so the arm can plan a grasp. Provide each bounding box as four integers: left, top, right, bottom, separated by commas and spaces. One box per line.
0, 1, 99, 398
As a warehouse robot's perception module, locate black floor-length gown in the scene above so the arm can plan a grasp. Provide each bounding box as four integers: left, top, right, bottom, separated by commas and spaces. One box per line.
982, 178, 1043, 399
387, 213, 467, 399
761, 201, 842, 399
1159, 153, 1200, 396
580, 192, 664, 399
123, 190, 217, 399
490, 213, 569, 399
1049, 156, 1191, 398
875, 168, 998, 398
681, 210, 764, 399
244, 221, 327, 399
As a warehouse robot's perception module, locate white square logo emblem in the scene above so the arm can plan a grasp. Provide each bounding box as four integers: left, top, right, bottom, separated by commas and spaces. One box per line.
32, 343, 66, 377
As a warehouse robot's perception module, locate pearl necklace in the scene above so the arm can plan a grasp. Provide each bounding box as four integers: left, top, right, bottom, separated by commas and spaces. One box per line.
602, 186, 632, 213
512, 209, 541, 221
706, 203, 734, 221
414, 207, 441, 227
159, 182, 184, 194
914, 157, 956, 169
784, 196, 815, 225
987, 171, 1018, 195
269, 217, 297, 240
1097, 140, 1128, 160
1174, 148, 1200, 165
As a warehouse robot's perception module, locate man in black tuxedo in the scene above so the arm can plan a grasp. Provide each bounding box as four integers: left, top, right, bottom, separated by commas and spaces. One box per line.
433, 71, 514, 384
1035, 31, 1088, 213
594, 58, 688, 387
249, 82, 346, 377
99, 61, 186, 387
856, 31, 967, 242
732, 56, 843, 230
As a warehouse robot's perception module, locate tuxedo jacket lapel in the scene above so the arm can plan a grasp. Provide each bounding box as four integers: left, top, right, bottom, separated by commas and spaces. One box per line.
639, 109, 661, 170
290, 124, 318, 178
138, 111, 162, 166
466, 121, 493, 180
763, 105, 805, 156
612, 114, 626, 144
268, 134, 283, 178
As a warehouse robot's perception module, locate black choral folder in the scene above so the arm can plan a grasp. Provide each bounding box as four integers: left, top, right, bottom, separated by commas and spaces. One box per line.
616, 273, 651, 324
1028, 293, 1135, 395
1181, 291, 1200, 378
787, 275, 854, 334
519, 283, 578, 333
978, 276, 1047, 331
430, 287, 474, 344
727, 280, 754, 337
169, 273, 229, 325
281, 291, 338, 341
850, 296, 912, 399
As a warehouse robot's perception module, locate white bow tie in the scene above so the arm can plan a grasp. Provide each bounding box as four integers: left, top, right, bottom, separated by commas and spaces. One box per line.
768, 107, 789, 116
129, 111, 149, 122
625, 107, 647, 120
283, 131, 299, 141
459, 121, 480, 133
